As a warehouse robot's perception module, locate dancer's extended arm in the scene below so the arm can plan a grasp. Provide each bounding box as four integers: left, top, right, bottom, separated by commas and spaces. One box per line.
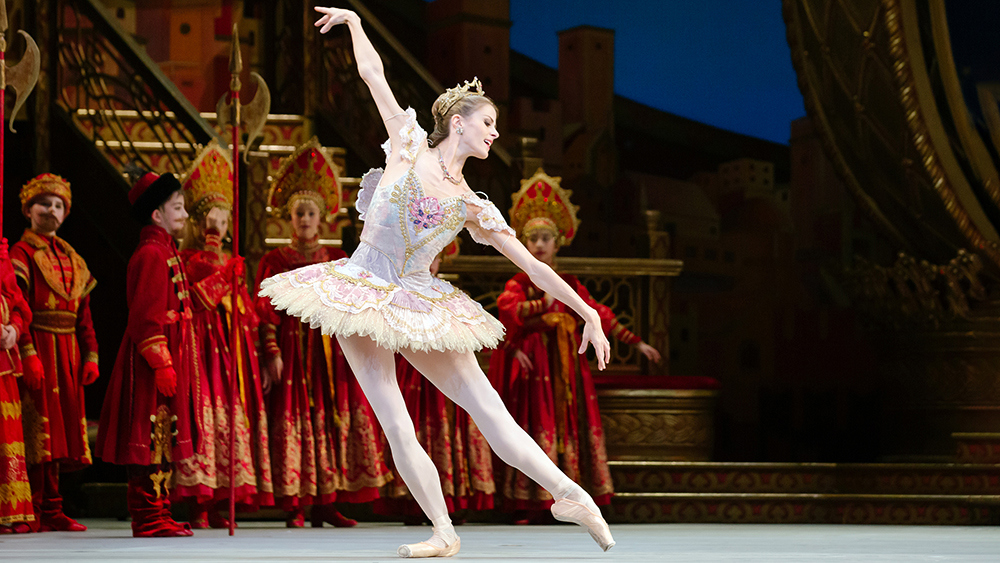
314, 7, 407, 152
474, 224, 611, 370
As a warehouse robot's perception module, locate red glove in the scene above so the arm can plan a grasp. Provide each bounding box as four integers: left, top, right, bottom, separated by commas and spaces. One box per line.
22, 354, 45, 390
154, 366, 177, 397
0, 237, 8, 260
82, 361, 100, 386
223, 256, 246, 280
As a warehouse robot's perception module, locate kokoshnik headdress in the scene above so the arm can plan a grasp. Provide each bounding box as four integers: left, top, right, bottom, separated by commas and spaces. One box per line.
509, 168, 581, 247
20, 173, 72, 216
435, 77, 486, 121
181, 139, 233, 221
268, 137, 342, 220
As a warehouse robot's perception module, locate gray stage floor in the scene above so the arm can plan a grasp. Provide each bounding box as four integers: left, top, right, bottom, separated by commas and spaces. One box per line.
1, 520, 998, 562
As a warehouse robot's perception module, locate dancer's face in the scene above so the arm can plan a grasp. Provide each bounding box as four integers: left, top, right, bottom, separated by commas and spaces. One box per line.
291, 199, 321, 240
152, 191, 189, 237
203, 206, 230, 238
458, 104, 499, 160
526, 230, 558, 266
28, 195, 67, 236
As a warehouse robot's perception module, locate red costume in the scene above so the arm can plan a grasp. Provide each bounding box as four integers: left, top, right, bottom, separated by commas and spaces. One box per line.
488, 170, 633, 512
96, 171, 197, 537
254, 139, 390, 526
178, 142, 273, 524
12, 174, 96, 532
0, 243, 35, 532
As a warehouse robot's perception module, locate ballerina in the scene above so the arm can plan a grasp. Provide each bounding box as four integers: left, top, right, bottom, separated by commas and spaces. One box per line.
259, 6, 616, 557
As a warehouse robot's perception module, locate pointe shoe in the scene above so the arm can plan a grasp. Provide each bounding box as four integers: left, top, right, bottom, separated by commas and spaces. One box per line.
286, 508, 305, 528
397, 537, 461, 558
550, 498, 615, 552
11, 522, 33, 534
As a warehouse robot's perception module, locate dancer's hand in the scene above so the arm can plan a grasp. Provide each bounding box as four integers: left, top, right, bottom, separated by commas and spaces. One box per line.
314, 7, 356, 34
0, 324, 16, 350
264, 356, 283, 394
513, 349, 534, 371
636, 342, 662, 364
580, 314, 611, 371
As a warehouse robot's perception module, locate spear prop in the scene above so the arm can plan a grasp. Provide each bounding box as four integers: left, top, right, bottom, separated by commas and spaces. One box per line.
1, 1, 40, 239
215, 23, 269, 536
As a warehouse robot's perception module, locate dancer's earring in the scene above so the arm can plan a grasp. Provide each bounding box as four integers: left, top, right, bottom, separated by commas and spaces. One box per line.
457, 126, 464, 135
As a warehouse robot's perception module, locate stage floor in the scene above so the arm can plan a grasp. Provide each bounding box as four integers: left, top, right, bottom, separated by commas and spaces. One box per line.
2, 520, 998, 562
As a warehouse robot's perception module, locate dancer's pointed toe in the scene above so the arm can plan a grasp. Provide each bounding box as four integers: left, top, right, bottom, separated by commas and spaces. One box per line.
397, 537, 460, 558
550, 498, 615, 551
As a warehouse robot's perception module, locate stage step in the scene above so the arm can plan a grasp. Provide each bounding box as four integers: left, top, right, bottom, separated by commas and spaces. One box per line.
607, 461, 1000, 524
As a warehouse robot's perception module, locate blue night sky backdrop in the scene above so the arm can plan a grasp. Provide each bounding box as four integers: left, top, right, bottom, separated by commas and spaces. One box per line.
505, 0, 805, 145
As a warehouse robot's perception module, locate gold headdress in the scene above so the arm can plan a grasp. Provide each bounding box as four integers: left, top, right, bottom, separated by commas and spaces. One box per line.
435, 77, 486, 121
510, 168, 581, 247
21, 173, 72, 216
268, 137, 342, 219
181, 139, 233, 221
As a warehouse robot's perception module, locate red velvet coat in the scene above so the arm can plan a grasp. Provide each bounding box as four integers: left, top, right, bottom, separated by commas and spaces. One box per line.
97, 225, 200, 466
11, 230, 98, 469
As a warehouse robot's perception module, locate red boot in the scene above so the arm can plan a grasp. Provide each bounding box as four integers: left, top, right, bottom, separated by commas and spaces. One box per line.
286, 506, 305, 528
311, 504, 357, 528
188, 501, 209, 529
127, 466, 193, 537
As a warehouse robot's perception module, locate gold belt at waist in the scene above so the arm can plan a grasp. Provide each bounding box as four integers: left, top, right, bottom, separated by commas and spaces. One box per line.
31, 310, 78, 334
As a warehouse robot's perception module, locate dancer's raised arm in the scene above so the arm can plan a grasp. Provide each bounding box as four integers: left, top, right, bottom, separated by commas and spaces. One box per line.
466, 208, 611, 370
314, 7, 407, 152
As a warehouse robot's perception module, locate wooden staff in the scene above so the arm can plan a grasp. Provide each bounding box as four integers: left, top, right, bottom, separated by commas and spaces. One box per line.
216, 23, 269, 536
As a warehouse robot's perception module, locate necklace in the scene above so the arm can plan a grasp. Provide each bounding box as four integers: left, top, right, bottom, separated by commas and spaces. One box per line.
437, 149, 463, 185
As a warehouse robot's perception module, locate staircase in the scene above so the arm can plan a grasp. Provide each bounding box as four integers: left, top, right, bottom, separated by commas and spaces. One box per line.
608, 461, 1000, 525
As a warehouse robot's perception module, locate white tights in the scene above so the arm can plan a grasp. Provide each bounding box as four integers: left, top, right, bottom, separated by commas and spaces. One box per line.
337, 334, 596, 540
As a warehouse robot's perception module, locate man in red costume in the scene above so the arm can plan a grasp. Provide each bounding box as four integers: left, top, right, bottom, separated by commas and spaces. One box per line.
96, 168, 206, 537
11, 174, 97, 532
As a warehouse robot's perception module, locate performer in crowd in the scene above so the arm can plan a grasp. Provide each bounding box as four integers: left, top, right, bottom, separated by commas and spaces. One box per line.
0, 240, 36, 534
377, 242, 495, 523
260, 7, 616, 556
254, 138, 390, 529
179, 141, 274, 526
10, 174, 97, 532
96, 169, 206, 537
488, 170, 662, 524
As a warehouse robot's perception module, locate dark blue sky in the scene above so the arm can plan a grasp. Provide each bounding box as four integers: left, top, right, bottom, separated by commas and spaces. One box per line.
505, 0, 805, 145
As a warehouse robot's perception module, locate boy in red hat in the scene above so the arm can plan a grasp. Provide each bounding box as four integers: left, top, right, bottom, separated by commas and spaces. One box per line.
96, 168, 218, 537
10, 174, 98, 532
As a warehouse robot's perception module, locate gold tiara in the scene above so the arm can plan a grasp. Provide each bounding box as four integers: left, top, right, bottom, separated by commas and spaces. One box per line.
436, 77, 485, 120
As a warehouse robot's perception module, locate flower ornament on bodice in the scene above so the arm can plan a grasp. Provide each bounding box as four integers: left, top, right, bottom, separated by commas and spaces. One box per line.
409, 196, 445, 231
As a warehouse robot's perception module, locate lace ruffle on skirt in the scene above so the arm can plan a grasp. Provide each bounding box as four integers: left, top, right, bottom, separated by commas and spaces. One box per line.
259, 258, 505, 353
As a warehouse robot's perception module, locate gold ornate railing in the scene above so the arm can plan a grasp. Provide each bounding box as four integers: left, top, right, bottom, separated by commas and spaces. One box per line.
55, 0, 221, 175
441, 256, 682, 372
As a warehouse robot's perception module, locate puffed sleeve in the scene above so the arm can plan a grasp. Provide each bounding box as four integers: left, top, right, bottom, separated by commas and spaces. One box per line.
382, 107, 427, 164
463, 192, 515, 245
